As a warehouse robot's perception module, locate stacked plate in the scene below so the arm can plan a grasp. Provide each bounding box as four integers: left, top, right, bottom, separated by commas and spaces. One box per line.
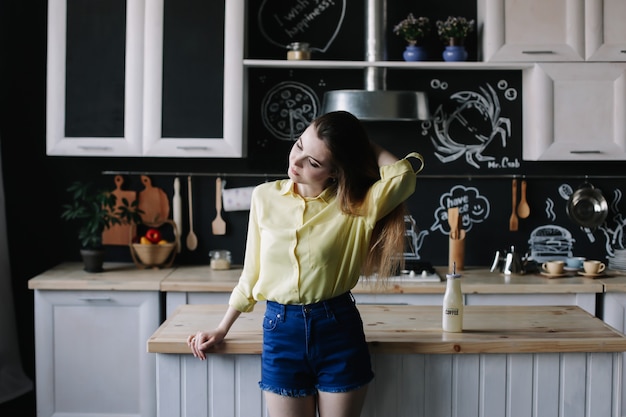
608, 249, 626, 272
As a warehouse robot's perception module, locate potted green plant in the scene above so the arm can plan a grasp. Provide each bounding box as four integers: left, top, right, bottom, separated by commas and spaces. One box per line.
393, 13, 431, 45
393, 13, 431, 62
61, 181, 142, 272
435, 15, 475, 61
436, 15, 475, 45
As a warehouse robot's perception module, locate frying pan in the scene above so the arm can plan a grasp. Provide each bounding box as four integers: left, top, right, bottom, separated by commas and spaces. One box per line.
566, 182, 608, 229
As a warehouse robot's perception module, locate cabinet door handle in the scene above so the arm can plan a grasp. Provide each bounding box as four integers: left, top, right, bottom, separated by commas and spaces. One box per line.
569, 150, 602, 154
176, 146, 210, 151
77, 146, 114, 151
78, 296, 112, 302
521, 50, 555, 55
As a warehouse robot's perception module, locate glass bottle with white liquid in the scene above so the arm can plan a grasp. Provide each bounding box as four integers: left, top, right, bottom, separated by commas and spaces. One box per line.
442, 264, 463, 332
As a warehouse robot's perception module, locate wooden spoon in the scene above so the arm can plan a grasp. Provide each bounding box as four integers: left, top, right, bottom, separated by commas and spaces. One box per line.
212, 177, 226, 235
186, 176, 198, 251
517, 179, 530, 219
509, 179, 519, 231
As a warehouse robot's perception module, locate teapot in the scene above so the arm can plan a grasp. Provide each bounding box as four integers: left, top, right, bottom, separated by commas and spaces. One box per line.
490, 246, 525, 275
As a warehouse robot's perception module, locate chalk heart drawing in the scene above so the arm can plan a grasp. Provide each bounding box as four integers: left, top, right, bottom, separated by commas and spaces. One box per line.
258, 0, 346, 53
430, 185, 490, 235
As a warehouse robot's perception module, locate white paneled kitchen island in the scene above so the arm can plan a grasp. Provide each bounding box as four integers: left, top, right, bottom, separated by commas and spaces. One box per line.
149, 304, 626, 417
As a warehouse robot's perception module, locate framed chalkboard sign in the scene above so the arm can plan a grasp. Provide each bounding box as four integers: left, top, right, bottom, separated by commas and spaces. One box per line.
47, 0, 245, 157
142, 0, 244, 157
47, 0, 144, 155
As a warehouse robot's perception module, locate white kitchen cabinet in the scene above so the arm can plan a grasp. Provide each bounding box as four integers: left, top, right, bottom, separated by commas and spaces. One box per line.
46, 0, 244, 157
523, 62, 626, 160
479, 0, 626, 62
601, 279, 626, 414
33, 289, 160, 417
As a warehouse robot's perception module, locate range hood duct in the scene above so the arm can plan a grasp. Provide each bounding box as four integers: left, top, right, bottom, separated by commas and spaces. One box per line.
320, 0, 430, 121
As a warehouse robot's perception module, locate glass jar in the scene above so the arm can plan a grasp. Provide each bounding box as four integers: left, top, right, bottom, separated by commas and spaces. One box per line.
287, 42, 311, 60
209, 250, 231, 270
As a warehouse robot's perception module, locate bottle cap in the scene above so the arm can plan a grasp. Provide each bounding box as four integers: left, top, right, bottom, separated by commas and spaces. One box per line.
446, 261, 462, 279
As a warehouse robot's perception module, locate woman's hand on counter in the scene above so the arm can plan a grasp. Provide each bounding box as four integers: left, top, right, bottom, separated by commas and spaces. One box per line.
187, 305, 242, 360
187, 329, 226, 360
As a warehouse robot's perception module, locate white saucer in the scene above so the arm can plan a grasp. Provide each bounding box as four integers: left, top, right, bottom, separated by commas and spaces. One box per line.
540, 272, 567, 278
577, 271, 605, 278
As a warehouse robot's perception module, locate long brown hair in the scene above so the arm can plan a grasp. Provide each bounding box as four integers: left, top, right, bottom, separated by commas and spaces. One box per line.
312, 111, 408, 278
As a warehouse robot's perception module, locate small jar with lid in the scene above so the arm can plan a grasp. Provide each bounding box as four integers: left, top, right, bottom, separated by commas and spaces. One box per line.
209, 250, 231, 270
287, 42, 311, 60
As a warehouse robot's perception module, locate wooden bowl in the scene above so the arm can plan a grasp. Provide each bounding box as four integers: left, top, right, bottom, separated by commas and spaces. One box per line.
131, 243, 175, 267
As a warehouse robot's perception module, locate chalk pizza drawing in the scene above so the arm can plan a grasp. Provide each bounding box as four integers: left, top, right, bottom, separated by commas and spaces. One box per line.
261, 81, 320, 141
425, 82, 515, 169
258, 0, 346, 53
430, 185, 490, 235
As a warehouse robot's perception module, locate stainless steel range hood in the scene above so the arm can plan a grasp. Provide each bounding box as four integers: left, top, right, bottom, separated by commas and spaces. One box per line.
320, 0, 430, 121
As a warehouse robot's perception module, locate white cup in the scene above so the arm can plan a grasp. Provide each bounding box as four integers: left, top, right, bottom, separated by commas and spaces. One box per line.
542, 260, 565, 275
583, 260, 605, 275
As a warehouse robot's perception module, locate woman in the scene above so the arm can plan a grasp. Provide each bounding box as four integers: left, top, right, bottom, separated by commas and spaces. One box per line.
188, 111, 423, 417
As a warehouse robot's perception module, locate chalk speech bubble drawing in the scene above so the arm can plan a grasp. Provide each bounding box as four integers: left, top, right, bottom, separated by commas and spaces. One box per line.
430, 185, 490, 235
258, 0, 346, 53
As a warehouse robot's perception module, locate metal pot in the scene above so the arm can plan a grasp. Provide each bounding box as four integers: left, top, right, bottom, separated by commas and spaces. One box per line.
566, 182, 608, 229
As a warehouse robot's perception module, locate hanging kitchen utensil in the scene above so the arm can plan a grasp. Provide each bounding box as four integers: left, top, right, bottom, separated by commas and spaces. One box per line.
138, 175, 170, 224
566, 182, 608, 230
102, 175, 136, 245
212, 177, 226, 235
185, 176, 198, 251
173, 177, 182, 253
517, 179, 530, 219
509, 179, 519, 231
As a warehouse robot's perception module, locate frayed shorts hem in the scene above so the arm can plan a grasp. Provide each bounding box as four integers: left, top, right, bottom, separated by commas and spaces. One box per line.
259, 377, 373, 397
258, 382, 316, 397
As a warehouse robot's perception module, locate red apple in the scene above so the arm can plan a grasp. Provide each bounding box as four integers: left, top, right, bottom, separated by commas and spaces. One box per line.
144, 228, 162, 244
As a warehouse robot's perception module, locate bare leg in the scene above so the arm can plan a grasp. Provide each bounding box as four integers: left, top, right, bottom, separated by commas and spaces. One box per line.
265, 391, 317, 417
317, 385, 369, 417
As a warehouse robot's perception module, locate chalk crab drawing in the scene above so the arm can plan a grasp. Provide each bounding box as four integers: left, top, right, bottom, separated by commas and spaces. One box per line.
430, 83, 512, 169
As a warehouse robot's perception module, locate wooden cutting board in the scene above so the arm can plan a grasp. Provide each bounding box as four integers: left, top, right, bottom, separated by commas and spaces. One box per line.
102, 175, 137, 245
138, 175, 170, 224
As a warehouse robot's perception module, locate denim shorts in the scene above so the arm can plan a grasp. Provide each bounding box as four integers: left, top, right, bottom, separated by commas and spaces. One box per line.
258, 292, 374, 397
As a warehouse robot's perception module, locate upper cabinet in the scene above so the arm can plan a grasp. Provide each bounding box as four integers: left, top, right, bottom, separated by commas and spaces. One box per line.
479, 0, 626, 62
46, 0, 244, 157
522, 63, 626, 160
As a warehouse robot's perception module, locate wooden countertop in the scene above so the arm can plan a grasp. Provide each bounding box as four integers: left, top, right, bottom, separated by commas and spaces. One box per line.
147, 304, 626, 355
599, 274, 626, 292
27, 262, 170, 291
160, 265, 605, 294
27, 263, 623, 293
160, 265, 243, 292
